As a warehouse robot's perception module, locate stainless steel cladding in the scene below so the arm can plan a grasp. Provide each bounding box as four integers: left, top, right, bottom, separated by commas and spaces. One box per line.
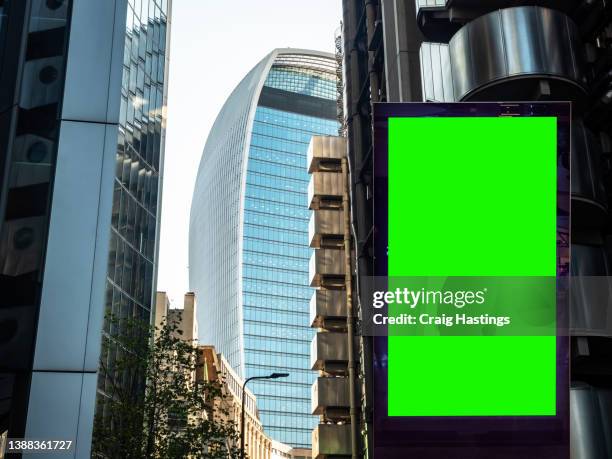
570, 384, 612, 459
571, 121, 608, 226
570, 245, 612, 338
449, 6, 585, 101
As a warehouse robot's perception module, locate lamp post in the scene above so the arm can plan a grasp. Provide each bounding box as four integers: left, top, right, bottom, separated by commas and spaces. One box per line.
240, 372, 289, 459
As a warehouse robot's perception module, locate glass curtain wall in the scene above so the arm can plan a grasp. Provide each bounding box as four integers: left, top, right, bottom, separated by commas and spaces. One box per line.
243, 60, 338, 448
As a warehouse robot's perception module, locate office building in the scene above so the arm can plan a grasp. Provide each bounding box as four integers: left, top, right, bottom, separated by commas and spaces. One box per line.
199, 346, 273, 459
155, 291, 198, 342
0, 0, 170, 455
341, 0, 612, 457
189, 49, 339, 447
271, 440, 312, 459
154, 294, 275, 459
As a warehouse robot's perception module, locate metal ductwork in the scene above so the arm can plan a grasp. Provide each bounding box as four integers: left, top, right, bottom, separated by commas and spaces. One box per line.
311, 332, 349, 373
570, 383, 612, 459
309, 209, 344, 249
570, 244, 612, 338
308, 136, 346, 173
449, 6, 585, 102
312, 377, 350, 417
571, 121, 608, 228
309, 172, 344, 210
310, 248, 346, 288
312, 423, 352, 458
310, 289, 348, 329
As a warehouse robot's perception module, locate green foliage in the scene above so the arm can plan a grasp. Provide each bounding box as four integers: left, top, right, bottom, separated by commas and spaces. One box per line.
92, 315, 241, 458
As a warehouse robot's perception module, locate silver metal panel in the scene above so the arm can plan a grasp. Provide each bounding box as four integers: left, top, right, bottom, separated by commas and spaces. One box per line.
420, 43, 453, 102
312, 423, 352, 458
598, 389, 612, 457
74, 373, 97, 458
311, 332, 349, 370
83, 125, 118, 371
62, 0, 118, 123
570, 244, 612, 338
570, 384, 608, 459
449, 6, 583, 101
310, 289, 347, 327
312, 377, 350, 415
571, 121, 608, 222
34, 121, 106, 371
24, 372, 83, 458
307, 136, 346, 173
309, 209, 344, 248
420, 42, 434, 101
415, 0, 446, 11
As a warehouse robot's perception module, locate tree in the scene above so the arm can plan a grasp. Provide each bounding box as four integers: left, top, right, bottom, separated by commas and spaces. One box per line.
92, 315, 242, 458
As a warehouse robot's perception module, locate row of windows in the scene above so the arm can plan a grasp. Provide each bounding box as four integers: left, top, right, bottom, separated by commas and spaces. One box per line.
243, 293, 311, 313
245, 197, 310, 220
245, 183, 306, 207
250, 133, 314, 160
244, 351, 310, 373
244, 321, 313, 341
243, 314, 311, 332
254, 106, 338, 133
249, 145, 305, 168
247, 154, 310, 181
265, 427, 311, 450
264, 67, 336, 101
244, 209, 307, 232
243, 278, 312, 299
246, 367, 315, 387
254, 397, 310, 415
253, 121, 321, 145
243, 248, 308, 269
259, 412, 317, 436
244, 335, 310, 356
243, 265, 307, 285
245, 172, 305, 195
243, 237, 310, 258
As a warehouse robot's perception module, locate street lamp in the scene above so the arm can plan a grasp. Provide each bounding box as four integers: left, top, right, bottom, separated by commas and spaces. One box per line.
240, 372, 289, 459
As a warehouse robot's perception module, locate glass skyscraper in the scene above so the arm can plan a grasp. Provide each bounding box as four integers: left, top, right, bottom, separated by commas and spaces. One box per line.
0, 0, 170, 453
189, 49, 338, 448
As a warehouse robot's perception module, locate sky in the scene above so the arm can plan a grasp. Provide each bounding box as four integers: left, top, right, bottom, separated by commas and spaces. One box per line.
157, 0, 343, 305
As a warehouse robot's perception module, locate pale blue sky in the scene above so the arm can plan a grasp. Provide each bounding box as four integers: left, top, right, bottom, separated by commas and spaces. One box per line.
157, 0, 343, 304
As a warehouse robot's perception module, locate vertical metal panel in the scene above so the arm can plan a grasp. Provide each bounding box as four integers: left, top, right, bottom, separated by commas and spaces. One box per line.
83, 125, 118, 371
34, 121, 106, 371
61, 0, 118, 123
24, 372, 83, 458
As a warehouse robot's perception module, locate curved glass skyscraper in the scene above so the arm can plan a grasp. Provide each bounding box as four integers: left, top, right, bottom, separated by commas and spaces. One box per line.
189, 49, 338, 448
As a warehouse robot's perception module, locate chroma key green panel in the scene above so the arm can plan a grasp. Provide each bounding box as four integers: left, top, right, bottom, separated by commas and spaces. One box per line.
387, 117, 557, 416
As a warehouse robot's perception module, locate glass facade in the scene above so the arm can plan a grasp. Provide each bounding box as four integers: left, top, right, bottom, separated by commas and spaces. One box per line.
96, 0, 169, 413
190, 50, 338, 448
0, 0, 72, 437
